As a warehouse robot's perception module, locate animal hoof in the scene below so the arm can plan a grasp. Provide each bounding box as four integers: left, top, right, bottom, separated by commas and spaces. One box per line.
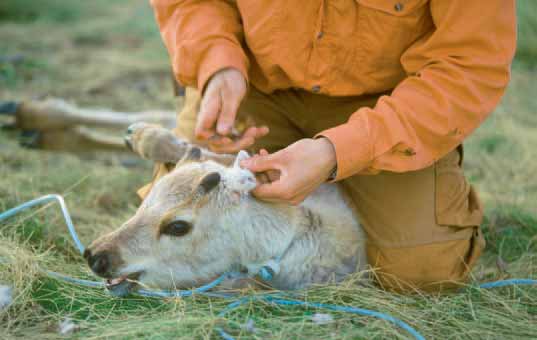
0, 123, 17, 131
0, 101, 19, 115
18, 130, 41, 149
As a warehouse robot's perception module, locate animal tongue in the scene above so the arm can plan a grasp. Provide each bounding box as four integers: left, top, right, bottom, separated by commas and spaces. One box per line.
106, 277, 126, 287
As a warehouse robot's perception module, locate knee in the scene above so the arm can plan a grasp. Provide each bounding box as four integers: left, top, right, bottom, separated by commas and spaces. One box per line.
368, 235, 484, 293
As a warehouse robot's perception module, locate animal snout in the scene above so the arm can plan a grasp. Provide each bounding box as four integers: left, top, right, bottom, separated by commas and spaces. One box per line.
124, 125, 135, 151
84, 248, 112, 277
124, 122, 146, 151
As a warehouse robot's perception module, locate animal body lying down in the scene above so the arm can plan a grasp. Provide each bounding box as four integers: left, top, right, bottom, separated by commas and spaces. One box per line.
85, 123, 366, 295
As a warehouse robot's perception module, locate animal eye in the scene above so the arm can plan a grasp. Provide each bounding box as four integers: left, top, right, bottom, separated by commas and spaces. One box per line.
161, 220, 192, 237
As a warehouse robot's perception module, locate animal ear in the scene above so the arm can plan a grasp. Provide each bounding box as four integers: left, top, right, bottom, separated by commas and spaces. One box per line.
233, 150, 250, 169
177, 146, 202, 167
186, 146, 202, 161
196, 172, 221, 194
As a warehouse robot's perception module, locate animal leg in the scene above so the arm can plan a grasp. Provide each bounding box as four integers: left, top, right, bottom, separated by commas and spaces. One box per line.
124, 122, 235, 166
13, 98, 176, 131
18, 127, 126, 152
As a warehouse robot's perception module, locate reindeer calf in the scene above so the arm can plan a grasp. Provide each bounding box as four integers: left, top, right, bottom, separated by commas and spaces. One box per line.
85, 123, 366, 295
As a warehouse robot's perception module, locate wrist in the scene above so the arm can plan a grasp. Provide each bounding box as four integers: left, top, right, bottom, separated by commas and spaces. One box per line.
317, 137, 337, 180
197, 43, 249, 92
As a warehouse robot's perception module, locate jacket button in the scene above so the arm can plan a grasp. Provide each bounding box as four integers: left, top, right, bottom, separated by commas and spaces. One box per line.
317, 31, 324, 39
311, 85, 321, 93
394, 2, 404, 11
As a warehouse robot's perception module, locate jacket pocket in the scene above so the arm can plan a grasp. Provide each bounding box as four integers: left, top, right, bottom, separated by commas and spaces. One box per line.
356, 0, 428, 16
434, 148, 484, 228
352, 0, 432, 92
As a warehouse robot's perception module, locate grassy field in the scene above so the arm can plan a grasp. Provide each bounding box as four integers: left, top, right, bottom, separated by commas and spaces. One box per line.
1, 1, 536, 339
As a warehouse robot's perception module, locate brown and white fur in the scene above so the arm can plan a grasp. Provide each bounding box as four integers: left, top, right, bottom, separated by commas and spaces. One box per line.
85, 123, 366, 293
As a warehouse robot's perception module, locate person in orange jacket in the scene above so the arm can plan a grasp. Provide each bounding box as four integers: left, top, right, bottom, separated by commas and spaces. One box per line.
149, 0, 517, 292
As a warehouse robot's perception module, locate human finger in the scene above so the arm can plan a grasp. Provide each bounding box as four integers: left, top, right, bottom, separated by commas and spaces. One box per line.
251, 180, 290, 201
216, 87, 242, 136
208, 134, 255, 154
241, 126, 270, 140
196, 88, 221, 139
208, 135, 233, 146
240, 151, 282, 173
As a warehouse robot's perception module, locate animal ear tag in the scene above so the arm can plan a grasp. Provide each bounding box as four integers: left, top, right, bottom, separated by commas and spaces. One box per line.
233, 150, 250, 169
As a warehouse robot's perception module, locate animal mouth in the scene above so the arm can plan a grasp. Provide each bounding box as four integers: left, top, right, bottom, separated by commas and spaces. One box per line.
105, 272, 142, 297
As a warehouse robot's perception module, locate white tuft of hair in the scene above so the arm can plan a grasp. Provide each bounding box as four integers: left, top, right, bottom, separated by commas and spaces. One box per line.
0, 284, 13, 310
311, 313, 334, 325
58, 318, 79, 335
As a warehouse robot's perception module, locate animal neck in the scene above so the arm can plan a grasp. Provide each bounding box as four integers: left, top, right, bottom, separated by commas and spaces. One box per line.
225, 198, 303, 270
261, 205, 347, 290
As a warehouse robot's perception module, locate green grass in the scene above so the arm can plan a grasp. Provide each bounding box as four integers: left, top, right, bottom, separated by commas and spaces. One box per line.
515, 0, 537, 68
1, 1, 537, 339
0, 0, 87, 23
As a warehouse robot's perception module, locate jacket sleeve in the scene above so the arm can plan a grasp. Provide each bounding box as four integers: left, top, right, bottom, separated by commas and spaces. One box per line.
318, 0, 517, 180
150, 0, 249, 90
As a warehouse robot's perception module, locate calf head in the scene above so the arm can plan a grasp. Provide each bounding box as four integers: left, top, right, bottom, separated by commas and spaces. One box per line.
84, 150, 257, 295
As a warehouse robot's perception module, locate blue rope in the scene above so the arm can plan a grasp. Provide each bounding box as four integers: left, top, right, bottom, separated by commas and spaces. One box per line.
478, 278, 537, 289
46, 270, 236, 298
0, 194, 85, 253
214, 294, 426, 340
266, 297, 426, 340
46, 270, 106, 288
1, 194, 536, 340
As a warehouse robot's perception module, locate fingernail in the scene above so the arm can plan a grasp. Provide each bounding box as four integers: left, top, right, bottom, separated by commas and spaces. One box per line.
218, 124, 230, 134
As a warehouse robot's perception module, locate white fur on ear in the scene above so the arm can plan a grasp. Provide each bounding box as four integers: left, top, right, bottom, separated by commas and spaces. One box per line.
226, 150, 256, 193
233, 150, 250, 169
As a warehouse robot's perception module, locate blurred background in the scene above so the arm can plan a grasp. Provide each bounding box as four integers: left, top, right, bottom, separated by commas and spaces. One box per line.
0, 1, 536, 339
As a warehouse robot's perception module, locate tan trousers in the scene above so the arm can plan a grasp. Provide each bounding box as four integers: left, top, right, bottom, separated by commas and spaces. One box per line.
152, 86, 486, 293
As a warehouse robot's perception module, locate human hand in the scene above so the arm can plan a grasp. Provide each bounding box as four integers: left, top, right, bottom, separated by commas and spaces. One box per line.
196, 68, 268, 153
241, 138, 337, 205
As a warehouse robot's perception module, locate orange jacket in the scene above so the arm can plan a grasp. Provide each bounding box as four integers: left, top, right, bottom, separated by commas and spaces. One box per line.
151, 0, 516, 180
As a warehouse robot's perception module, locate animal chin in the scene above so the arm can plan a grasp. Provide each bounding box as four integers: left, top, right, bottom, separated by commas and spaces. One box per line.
105, 272, 142, 297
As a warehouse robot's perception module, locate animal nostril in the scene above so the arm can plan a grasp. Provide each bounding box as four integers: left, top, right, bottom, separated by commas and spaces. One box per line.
88, 251, 110, 277
83, 249, 91, 260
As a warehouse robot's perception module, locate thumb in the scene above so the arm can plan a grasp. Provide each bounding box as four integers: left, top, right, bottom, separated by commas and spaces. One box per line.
241, 151, 282, 173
